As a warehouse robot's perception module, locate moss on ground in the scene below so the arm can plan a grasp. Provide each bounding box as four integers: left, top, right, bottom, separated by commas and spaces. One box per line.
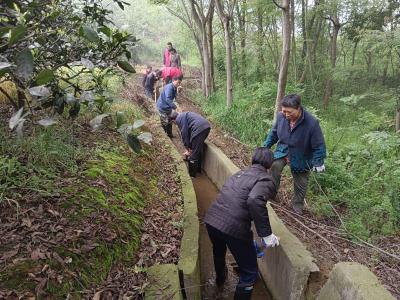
0, 141, 157, 298
56, 145, 146, 297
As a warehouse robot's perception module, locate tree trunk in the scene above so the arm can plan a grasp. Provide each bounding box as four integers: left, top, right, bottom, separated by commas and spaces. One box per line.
215, 0, 235, 107
291, 0, 297, 82
196, 38, 206, 93
231, 16, 238, 79
396, 103, 400, 133
236, 0, 246, 78
223, 18, 233, 107
364, 50, 372, 72
300, 0, 319, 83
207, 4, 215, 92
382, 50, 391, 85
301, 0, 307, 60
274, 0, 291, 119
323, 20, 340, 108
202, 30, 212, 97
351, 40, 358, 66
256, 5, 265, 79
190, 0, 214, 97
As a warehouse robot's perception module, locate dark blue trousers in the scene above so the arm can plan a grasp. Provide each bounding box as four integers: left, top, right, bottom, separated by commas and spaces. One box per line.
206, 224, 258, 285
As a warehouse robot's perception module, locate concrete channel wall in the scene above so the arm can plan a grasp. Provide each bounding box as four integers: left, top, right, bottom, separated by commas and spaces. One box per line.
202, 141, 394, 300
145, 120, 201, 300
316, 262, 395, 300
146, 264, 183, 300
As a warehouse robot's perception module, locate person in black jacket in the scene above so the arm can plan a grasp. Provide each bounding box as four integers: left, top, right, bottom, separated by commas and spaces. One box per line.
170, 111, 210, 177
144, 69, 161, 99
204, 147, 280, 300
141, 65, 152, 88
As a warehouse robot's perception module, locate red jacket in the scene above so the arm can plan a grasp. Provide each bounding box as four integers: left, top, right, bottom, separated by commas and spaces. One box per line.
161, 67, 183, 80
163, 48, 171, 67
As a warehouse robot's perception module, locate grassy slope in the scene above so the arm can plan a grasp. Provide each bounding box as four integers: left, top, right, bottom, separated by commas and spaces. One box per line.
0, 76, 180, 298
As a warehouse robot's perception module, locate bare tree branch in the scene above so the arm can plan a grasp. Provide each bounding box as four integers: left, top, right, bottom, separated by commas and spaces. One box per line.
272, 0, 284, 10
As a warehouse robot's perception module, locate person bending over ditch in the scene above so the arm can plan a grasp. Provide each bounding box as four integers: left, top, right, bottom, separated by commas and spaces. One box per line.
144, 69, 161, 99
156, 75, 182, 138
161, 66, 183, 85
204, 147, 280, 300
170, 111, 210, 177
141, 65, 152, 88
263, 94, 326, 214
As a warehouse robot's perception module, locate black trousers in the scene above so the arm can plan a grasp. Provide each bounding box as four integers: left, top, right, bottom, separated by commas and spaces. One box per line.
188, 128, 210, 162
145, 88, 153, 98
206, 224, 258, 285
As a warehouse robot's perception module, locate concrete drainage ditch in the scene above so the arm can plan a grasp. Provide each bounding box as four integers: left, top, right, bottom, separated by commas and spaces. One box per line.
145, 122, 394, 300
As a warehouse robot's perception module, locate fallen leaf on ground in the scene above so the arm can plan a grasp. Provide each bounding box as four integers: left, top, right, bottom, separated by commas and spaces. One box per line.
1, 248, 19, 260
31, 249, 46, 260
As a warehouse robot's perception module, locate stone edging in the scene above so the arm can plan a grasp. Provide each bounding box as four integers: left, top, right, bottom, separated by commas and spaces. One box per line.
316, 262, 395, 300
145, 116, 201, 300
146, 264, 183, 300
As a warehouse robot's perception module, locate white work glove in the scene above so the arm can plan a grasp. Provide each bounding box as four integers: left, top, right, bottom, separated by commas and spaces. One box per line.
313, 164, 325, 173
261, 233, 280, 248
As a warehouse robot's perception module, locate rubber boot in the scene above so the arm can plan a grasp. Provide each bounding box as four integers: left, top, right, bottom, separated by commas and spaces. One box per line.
234, 283, 254, 300
188, 160, 197, 177
214, 257, 228, 287
166, 123, 173, 138
197, 156, 202, 173
161, 125, 168, 135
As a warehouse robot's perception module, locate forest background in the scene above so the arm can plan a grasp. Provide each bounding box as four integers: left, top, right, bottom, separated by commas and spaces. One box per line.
112, 0, 400, 240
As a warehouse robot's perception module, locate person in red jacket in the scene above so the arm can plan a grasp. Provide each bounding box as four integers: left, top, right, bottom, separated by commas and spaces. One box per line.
161, 67, 183, 84
163, 42, 174, 67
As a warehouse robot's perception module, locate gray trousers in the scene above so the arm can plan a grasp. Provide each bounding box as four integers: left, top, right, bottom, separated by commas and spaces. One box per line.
270, 158, 309, 209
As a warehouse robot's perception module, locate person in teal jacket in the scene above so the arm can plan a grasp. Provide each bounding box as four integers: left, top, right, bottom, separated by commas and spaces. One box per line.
263, 94, 326, 214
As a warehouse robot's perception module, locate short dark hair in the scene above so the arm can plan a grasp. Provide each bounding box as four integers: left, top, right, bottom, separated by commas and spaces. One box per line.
167, 42, 172, 46
172, 75, 183, 81
252, 147, 274, 169
281, 94, 301, 109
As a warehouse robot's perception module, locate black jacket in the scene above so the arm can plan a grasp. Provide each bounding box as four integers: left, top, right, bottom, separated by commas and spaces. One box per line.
204, 164, 276, 241
175, 112, 210, 148
144, 72, 157, 93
